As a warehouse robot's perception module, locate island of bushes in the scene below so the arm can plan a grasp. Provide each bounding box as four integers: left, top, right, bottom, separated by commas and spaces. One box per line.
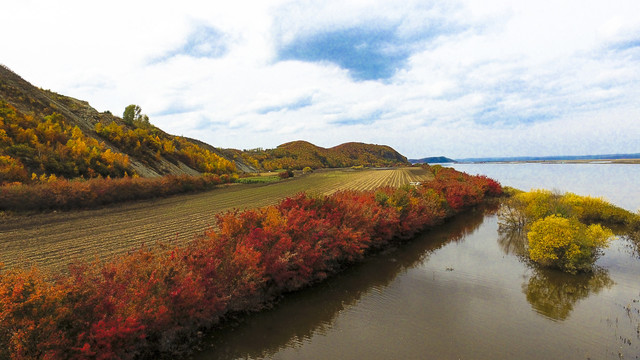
498, 188, 640, 274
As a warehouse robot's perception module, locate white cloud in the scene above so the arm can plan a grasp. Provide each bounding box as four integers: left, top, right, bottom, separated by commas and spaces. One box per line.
2, 0, 639, 159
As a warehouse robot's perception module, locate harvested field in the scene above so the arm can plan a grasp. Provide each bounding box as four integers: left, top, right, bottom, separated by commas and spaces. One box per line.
0, 167, 432, 272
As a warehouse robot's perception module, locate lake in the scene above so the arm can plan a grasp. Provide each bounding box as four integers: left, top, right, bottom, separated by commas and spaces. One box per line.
450, 162, 640, 212
193, 163, 640, 360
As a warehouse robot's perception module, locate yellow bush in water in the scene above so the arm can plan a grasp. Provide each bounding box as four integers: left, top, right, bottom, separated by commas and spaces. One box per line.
528, 215, 613, 273
559, 192, 634, 225
518, 190, 574, 220
499, 189, 638, 232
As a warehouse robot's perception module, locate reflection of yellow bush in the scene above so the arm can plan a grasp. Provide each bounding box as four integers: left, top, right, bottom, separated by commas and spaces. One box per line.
523, 267, 614, 320
528, 215, 612, 273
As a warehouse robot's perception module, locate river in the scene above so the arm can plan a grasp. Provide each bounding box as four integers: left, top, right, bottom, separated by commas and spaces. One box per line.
450, 162, 640, 212
193, 163, 640, 360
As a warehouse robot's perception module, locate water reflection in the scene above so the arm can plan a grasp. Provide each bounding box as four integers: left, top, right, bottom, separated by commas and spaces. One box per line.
625, 230, 640, 258
496, 201, 617, 322
497, 228, 527, 258
522, 267, 614, 321
194, 207, 491, 360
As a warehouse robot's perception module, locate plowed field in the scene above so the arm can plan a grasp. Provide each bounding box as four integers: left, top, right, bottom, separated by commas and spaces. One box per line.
0, 167, 432, 272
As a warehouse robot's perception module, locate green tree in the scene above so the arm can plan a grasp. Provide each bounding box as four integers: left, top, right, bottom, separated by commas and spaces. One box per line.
137, 114, 150, 127
123, 105, 151, 128
123, 104, 141, 125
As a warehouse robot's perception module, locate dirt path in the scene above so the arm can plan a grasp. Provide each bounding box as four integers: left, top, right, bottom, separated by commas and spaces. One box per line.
0, 167, 432, 272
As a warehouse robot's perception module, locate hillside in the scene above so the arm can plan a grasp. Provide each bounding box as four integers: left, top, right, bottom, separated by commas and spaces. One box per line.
0, 65, 253, 184
1, 66, 409, 185
240, 140, 409, 171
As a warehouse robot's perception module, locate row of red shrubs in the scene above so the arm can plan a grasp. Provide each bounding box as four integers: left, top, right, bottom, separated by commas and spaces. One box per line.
0, 174, 235, 212
0, 167, 501, 359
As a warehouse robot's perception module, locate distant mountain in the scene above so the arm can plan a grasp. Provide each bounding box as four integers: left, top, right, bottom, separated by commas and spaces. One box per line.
456, 154, 640, 163
409, 156, 456, 164
240, 140, 409, 171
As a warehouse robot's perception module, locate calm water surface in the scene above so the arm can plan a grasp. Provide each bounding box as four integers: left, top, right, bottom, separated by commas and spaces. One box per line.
194, 164, 640, 360
450, 162, 640, 211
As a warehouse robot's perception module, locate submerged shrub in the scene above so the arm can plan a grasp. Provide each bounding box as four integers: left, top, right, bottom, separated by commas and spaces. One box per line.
498, 189, 638, 232
498, 189, 639, 274
559, 192, 635, 225
527, 215, 613, 274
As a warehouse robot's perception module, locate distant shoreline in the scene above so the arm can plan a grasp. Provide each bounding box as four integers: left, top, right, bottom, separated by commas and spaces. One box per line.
456, 158, 640, 165
410, 154, 640, 165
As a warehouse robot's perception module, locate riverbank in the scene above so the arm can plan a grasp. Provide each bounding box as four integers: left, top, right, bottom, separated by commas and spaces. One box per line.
0, 167, 500, 359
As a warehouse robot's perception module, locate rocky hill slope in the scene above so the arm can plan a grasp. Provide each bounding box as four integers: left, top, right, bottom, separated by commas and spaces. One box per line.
0, 65, 255, 182
1, 65, 409, 184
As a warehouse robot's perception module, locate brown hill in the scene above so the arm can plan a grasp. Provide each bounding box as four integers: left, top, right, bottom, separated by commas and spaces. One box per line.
241, 140, 409, 171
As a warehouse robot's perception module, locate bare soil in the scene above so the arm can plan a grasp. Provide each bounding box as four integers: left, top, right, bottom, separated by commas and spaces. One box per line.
0, 167, 432, 272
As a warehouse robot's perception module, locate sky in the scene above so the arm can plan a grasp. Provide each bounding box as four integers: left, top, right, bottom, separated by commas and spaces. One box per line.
2, 0, 640, 159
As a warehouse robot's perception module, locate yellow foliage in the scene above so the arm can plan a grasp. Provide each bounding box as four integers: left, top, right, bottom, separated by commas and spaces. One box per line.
262, 206, 285, 229
71, 126, 83, 139
501, 189, 637, 231
0, 128, 9, 143
515, 189, 572, 221
162, 140, 176, 153
0, 155, 28, 183
528, 215, 613, 273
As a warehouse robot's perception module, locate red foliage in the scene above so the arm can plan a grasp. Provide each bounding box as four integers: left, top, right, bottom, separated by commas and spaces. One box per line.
0, 168, 500, 358
0, 174, 232, 212
423, 167, 502, 212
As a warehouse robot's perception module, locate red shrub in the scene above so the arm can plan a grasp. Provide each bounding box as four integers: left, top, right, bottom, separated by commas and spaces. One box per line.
0, 174, 233, 212
0, 168, 501, 358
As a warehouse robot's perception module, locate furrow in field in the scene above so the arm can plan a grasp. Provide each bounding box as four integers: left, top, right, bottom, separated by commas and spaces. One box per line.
1, 168, 426, 272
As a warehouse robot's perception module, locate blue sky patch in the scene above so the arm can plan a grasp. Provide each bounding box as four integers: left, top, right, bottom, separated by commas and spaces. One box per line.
278, 26, 411, 81
256, 95, 314, 114
333, 109, 385, 126
154, 103, 202, 117
474, 105, 553, 127
152, 25, 228, 63
610, 38, 640, 52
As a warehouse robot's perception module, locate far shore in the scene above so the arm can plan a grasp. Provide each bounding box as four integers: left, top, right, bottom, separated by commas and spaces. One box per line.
457, 158, 640, 165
